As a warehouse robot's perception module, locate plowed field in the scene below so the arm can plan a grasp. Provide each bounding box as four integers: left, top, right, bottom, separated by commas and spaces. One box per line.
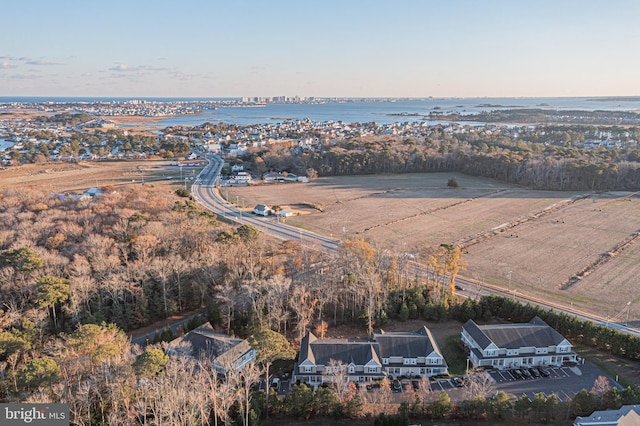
227, 173, 640, 323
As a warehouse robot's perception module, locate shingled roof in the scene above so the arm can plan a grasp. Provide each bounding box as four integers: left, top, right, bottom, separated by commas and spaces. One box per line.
168, 322, 251, 365
463, 316, 568, 350
300, 332, 380, 366
299, 326, 444, 367
373, 326, 442, 358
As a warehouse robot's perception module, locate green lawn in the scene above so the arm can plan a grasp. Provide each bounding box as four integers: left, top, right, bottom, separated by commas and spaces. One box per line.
439, 334, 467, 376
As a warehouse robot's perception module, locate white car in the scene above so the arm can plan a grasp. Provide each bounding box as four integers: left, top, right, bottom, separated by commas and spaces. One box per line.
271, 378, 280, 391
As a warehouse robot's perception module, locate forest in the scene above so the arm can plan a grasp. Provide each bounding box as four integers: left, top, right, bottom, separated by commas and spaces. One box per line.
2, 184, 640, 424
237, 124, 640, 191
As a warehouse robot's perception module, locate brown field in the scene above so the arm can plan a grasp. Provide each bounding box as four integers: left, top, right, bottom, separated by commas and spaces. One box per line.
0, 160, 186, 193
226, 173, 640, 323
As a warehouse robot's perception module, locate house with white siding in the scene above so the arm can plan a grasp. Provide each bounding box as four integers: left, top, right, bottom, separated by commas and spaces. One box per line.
293, 326, 447, 388
461, 316, 577, 370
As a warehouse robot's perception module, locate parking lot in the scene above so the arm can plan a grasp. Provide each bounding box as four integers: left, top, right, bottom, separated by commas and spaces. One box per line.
388, 364, 622, 403
282, 363, 620, 404
486, 364, 622, 402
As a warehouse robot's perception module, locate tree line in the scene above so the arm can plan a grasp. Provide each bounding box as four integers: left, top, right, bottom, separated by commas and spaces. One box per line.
243, 125, 640, 191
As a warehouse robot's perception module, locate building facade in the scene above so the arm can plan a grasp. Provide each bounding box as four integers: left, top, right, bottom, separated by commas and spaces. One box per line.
293, 326, 448, 388
461, 316, 577, 370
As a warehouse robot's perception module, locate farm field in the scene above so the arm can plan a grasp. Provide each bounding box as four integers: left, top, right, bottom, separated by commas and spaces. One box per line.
0, 159, 198, 193
226, 173, 640, 323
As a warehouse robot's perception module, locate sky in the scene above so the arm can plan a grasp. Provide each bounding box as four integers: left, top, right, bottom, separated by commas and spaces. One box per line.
2, 0, 640, 98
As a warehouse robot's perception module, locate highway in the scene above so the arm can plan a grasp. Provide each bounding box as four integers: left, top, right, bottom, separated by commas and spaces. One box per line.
192, 154, 640, 338
192, 154, 341, 252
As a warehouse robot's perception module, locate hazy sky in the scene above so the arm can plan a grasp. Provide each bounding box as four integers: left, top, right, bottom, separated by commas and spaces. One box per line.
2, 0, 639, 98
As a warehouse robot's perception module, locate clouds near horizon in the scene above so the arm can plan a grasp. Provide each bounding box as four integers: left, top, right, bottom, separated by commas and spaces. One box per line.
2, 0, 640, 97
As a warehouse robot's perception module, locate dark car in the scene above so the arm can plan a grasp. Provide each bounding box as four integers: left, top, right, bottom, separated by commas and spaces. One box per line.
538, 367, 551, 377
529, 368, 541, 378
511, 369, 523, 379
452, 377, 464, 387
520, 368, 532, 379
392, 380, 402, 392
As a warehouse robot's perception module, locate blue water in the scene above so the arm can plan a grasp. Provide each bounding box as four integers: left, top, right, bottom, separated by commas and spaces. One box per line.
153, 98, 640, 126
3, 97, 640, 126
0, 139, 14, 152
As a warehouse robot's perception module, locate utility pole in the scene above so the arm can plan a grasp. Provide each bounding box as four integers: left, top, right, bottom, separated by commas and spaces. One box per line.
626, 301, 632, 326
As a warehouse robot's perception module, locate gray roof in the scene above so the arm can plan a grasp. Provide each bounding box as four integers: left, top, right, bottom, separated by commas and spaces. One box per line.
574, 405, 640, 425
463, 317, 569, 350
374, 326, 442, 358
301, 332, 379, 366
168, 322, 251, 364
300, 326, 444, 367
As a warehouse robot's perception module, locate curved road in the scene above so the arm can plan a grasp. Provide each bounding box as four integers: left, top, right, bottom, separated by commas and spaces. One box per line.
192, 154, 340, 252
192, 154, 640, 338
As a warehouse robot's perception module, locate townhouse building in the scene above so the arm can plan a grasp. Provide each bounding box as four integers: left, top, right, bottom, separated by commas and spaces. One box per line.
293, 326, 447, 388
461, 316, 577, 370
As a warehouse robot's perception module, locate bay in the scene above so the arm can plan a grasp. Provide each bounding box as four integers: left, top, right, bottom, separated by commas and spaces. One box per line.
3, 97, 640, 127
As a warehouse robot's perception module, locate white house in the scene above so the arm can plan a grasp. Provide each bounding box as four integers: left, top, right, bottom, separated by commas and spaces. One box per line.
293, 326, 448, 388
461, 316, 577, 370
234, 172, 251, 183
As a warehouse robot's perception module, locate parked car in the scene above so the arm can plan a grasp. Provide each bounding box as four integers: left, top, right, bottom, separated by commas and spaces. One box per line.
452, 377, 464, 387
538, 367, 551, 377
392, 380, 402, 392
271, 378, 280, 391
529, 368, 541, 378
511, 369, 523, 379
520, 368, 532, 379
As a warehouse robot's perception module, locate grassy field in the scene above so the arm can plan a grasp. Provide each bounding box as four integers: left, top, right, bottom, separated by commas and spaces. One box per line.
226, 173, 640, 323
0, 159, 203, 193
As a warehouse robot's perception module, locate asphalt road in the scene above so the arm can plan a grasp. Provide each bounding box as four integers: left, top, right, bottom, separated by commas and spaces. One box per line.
191, 154, 640, 338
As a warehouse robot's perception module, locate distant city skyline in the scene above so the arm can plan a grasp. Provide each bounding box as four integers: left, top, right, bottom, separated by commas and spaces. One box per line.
2, 0, 640, 98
